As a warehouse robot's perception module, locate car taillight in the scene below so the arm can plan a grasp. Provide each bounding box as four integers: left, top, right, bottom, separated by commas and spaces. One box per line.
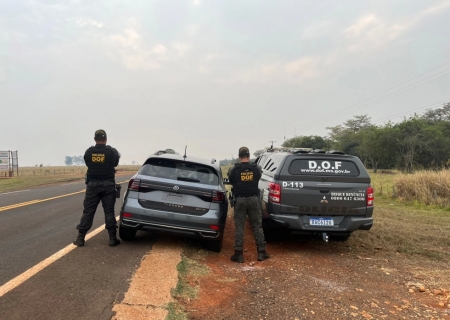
212, 191, 225, 203
209, 225, 220, 231
128, 179, 140, 191
269, 182, 281, 203
367, 186, 374, 206
122, 212, 133, 218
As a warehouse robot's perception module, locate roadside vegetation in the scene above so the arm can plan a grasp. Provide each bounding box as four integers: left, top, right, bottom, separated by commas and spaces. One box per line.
247, 103, 450, 174
0, 165, 140, 193
167, 245, 209, 320
395, 170, 450, 206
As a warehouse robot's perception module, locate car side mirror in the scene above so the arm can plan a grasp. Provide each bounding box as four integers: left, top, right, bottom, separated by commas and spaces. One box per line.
223, 178, 230, 185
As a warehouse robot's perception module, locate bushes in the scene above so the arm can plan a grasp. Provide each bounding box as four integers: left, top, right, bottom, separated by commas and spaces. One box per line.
395, 170, 450, 206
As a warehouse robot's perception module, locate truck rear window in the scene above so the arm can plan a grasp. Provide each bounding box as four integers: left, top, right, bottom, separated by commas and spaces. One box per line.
288, 159, 360, 176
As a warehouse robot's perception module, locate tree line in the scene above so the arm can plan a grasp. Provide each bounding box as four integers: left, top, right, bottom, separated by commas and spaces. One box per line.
280, 103, 450, 173
64, 156, 85, 166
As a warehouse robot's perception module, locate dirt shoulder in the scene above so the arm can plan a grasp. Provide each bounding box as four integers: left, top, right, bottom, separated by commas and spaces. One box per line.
112, 236, 182, 320
178, 206, 450, 320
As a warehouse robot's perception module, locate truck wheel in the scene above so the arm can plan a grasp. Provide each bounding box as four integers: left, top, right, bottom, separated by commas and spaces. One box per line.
119, 226, 137, 241
332, 233, 350, 241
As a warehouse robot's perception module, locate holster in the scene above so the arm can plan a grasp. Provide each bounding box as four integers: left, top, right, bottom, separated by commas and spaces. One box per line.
229, 193, 236, 207
115, 184, 121, 198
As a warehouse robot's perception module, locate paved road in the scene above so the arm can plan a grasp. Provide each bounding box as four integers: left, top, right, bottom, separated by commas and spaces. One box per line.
0, 175, 158, 320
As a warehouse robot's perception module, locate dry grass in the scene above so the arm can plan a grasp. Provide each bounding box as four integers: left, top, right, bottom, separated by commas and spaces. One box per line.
13, 165, 140, 176
0, 165, 140, 193
221, 165, 232, 178
350, 197, 450, 261
369, 170, 398, 198
394, 170, 450, 206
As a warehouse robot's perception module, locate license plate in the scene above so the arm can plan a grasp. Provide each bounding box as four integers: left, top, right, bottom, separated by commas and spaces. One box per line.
162, 193, 186, 203
309, 217, 334, 226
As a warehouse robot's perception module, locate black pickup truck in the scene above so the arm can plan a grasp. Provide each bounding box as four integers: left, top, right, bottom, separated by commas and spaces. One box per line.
255, 150, 374, 241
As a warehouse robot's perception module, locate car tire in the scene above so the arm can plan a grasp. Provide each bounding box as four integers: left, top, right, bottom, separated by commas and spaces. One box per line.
206, 232, 224, 252
119, 226, 137, 241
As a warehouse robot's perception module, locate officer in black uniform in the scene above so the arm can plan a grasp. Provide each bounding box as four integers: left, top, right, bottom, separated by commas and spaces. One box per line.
73, 129, 121, 247
228, 147, 270, 263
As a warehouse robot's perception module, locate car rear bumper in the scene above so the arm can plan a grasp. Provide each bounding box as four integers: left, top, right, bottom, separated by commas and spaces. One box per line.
265, 214, 373, 232
120, 217, 222, 239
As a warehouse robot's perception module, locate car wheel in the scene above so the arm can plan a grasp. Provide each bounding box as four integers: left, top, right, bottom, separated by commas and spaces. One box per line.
206, 233, 224, 252
119, 226, 137, 241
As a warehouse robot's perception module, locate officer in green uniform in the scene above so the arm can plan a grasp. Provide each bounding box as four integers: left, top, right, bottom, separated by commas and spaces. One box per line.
228, 147, 270, 263
73, 129, 121, 247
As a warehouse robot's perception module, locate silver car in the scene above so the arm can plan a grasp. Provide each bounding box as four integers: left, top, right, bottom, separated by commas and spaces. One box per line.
119, 153, 228, 252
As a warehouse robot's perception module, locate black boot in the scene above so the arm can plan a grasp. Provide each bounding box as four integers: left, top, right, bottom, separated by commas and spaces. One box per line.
108, 229, 121, 247
257, 250, 270, 261
230, 250, 244, 263
73, 233, 86, 247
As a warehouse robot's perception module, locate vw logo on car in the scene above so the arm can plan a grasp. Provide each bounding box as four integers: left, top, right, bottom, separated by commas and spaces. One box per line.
173, 185, 180, 191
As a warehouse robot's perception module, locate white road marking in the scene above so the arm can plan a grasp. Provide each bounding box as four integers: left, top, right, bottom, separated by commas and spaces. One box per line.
0, 216, 119, 298
0, 190, 31, 196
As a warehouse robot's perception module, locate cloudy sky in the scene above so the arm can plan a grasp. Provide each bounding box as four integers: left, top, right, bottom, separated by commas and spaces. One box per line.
1, 0, 449, 166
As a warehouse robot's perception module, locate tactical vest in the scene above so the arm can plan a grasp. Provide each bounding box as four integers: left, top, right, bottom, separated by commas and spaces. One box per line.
233, 163, 259, 197
85, 145, 116, 180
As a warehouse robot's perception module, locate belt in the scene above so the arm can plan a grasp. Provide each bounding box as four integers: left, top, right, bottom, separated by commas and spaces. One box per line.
235, 195, 257, 198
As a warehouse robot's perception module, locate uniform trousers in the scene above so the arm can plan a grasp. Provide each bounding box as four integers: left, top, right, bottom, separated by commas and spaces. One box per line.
233, 196, 266, 251
76, 180, 117, 234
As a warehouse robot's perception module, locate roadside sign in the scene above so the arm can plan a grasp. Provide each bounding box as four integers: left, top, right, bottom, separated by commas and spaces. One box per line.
0, 151, 18, 176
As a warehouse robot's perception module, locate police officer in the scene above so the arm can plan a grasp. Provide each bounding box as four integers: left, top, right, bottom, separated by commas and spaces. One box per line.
73, 129, 121, 247
228, 147, 270, 263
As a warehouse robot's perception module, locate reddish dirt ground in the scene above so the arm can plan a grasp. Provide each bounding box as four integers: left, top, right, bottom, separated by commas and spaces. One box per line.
180, 208, 450, 320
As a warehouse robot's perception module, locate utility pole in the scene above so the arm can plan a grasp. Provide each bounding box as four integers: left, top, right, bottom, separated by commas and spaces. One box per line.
269, 140, 276, 149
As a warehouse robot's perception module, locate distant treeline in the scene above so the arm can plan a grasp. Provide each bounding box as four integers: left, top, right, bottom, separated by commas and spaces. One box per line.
65, 156, 85, 166
219, 158, 238, 166
281, 103, 450, 173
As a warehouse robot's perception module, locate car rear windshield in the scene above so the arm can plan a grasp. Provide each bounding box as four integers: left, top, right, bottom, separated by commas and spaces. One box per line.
139, 158, 219, 185
288, 159, 360, 176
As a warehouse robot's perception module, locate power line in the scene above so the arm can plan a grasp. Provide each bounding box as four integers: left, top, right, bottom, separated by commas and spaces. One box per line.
372, 99, 450, 124
299, 60, 450, 132
321, 69, 450, 125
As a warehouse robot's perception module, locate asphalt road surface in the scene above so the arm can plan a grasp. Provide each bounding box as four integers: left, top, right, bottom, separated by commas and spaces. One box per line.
0, 175, 157, 320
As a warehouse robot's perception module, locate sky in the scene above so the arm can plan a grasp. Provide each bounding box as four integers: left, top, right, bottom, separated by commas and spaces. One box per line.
1, 0, 450, 166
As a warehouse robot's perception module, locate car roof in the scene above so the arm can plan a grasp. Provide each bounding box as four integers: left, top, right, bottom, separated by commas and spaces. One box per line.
145, 153, 220, 169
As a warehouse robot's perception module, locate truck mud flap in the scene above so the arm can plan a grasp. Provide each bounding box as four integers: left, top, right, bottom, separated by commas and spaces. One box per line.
263, 217, 289, 229
358, 222, 373, 230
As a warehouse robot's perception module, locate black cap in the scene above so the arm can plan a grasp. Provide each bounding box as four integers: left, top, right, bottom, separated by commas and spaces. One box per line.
238, 146, 250, 157
94, 129, 107, 140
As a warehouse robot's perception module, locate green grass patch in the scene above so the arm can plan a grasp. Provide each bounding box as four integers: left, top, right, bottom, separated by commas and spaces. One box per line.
165, 302, 188, 320
169, 254, 209, 320
172, 260, 197, 300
